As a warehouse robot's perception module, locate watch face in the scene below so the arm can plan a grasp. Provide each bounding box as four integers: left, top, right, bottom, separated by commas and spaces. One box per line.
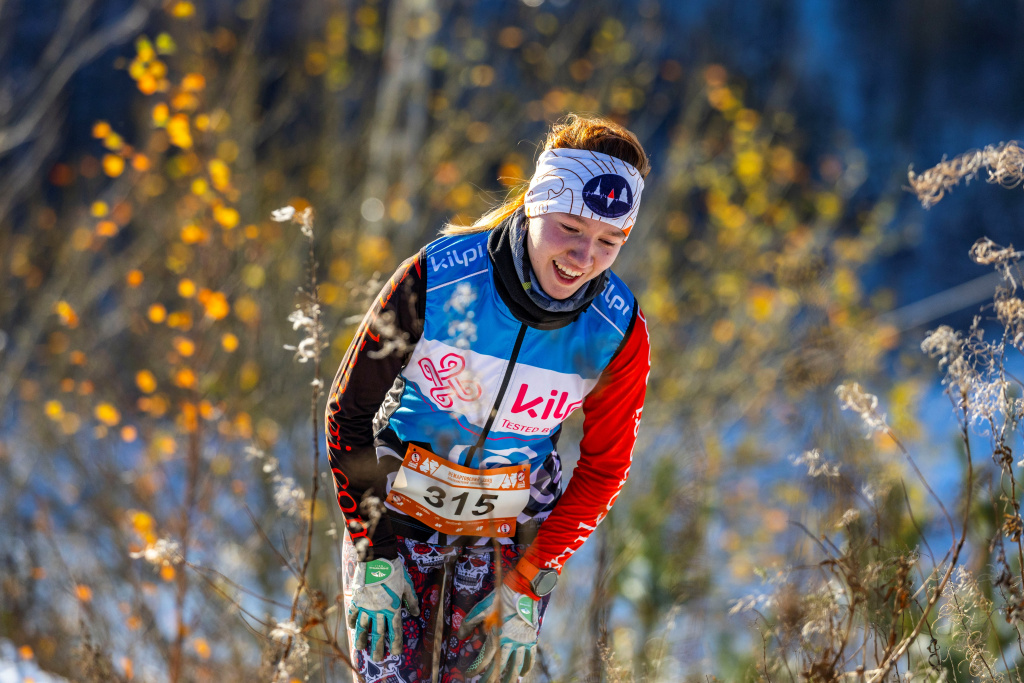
532, 570, 558, 596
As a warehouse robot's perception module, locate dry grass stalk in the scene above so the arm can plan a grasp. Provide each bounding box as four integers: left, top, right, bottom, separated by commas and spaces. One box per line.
745, 229, 1024, 681
908, 141, 1024, 209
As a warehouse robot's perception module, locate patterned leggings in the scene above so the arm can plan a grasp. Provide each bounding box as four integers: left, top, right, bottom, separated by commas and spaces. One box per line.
341, 535, 550, 683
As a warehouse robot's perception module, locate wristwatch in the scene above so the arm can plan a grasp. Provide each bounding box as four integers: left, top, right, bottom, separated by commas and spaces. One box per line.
516, 558, 559, 596
530, 568, 558, 596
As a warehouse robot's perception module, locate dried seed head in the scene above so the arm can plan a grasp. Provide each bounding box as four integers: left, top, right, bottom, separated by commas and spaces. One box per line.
970, 237, 1022, 266
908, 141, 1024, 209
835, 382, 888, 435
129, 537, 183, 567
790, 448, 840, 478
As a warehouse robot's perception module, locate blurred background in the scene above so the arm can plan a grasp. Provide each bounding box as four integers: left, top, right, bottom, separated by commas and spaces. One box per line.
2, 0, 1024, 680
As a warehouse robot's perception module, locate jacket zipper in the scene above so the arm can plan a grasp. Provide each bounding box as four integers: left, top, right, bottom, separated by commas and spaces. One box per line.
468, 323, 527, 464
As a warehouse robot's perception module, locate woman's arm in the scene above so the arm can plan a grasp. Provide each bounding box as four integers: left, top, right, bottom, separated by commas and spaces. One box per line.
325, 253, 425, 561
510, 305, 651, 591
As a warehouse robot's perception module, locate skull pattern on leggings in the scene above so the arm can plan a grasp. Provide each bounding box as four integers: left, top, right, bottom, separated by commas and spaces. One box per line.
454, 552, 489, 594
403, 538, 453, 571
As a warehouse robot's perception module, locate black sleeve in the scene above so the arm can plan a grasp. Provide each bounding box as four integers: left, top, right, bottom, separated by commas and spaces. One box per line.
325, 252, 425, 561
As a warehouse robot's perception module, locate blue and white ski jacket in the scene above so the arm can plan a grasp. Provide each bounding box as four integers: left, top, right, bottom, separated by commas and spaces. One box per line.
327, 229, 650, 572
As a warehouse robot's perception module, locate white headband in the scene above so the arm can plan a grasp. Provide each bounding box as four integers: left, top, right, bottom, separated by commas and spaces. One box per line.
524, 148, 644, 239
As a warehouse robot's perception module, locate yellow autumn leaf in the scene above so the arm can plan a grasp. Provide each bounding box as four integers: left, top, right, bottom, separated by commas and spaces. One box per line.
135, 36, 155, 62
173, 337, 196, 357
96, 221, 118, 237
208, 159, 230, 191
155, 434, 176, 455
192, 638, 211, 660
213, 205, 239, 229
44, 401, 64, 420
148, 304, 167, 324
167, 114, 193, 149
221, 333, 239, 352
130, 510, 155, 535
152, 103, 170, 127
170, 0, 195, 18
202, 292, 229, 320
233, 412, 253, 439
182, 73, 206, 92
129, 59, 146, 81
102, 154, 125, 178
180, 223, 206, 244
735, 150, 763, 183
156, 32, 177, 55
94, 403, 121, 426
149, 60, 167, 80
136, 370, 157, 394
197, 401, 213, 421
54, 301, 79, 328
103, 132, 124, 152
167, 311, 193, 330
174, 368, 197, 389
747, 287, 776, 322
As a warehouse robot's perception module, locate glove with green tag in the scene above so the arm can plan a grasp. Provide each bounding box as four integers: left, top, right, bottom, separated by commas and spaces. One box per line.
458, 582, 539, 683
347, 557, 420, 662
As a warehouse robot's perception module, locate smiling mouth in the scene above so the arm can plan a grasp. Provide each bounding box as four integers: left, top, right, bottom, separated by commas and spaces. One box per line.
553, 261, 584, 283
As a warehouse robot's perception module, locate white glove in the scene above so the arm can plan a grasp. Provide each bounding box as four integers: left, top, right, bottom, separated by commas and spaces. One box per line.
458, 582, 539, 683
347, 557, 420, 662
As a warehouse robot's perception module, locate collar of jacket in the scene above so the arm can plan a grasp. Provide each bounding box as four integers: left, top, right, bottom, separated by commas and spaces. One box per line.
487, 210, 608, 331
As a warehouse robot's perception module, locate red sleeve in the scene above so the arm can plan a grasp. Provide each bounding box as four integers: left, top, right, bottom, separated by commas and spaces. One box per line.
325, 253, 424, 561
516, 306, 650, 578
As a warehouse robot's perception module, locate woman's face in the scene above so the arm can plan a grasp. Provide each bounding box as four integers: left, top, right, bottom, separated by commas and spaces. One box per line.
526, 211, 625, 300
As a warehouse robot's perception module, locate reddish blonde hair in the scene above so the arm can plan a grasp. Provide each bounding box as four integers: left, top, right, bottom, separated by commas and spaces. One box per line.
442, 114, 650, 236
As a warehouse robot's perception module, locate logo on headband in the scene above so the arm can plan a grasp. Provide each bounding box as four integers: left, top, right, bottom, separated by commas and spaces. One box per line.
582, 174, 633, 219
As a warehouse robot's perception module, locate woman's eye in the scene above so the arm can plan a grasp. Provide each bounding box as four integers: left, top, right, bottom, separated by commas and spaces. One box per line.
560, 224, 578, 233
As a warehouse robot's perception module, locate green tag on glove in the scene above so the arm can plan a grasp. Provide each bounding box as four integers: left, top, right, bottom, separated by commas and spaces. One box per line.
365, 559, 393, 584
517, 595, 535, 624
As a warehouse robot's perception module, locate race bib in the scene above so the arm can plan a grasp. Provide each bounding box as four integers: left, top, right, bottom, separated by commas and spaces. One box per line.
386, 444, 530, 537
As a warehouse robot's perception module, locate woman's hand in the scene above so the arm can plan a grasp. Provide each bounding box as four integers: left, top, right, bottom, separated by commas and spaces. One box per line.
347, 557, 420, 662
458, 577, 539, 683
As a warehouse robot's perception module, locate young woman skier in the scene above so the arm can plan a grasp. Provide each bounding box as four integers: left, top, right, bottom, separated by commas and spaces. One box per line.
326, 114, 651, 682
